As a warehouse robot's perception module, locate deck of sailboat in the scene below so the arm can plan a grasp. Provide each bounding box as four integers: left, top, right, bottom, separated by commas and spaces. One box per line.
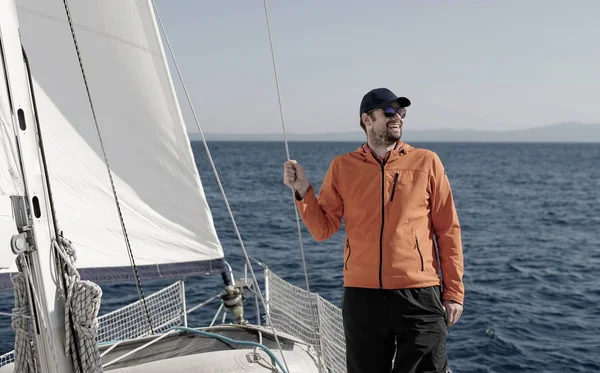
0, 269, 346, 372
0, 325, 320, 372
102, 325, 319, 372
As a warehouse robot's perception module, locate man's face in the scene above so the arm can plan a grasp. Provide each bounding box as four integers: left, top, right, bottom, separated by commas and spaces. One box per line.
364, 102, 405, 146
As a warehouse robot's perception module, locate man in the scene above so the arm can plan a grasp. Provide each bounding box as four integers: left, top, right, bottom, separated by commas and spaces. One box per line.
282, 88, 464, 373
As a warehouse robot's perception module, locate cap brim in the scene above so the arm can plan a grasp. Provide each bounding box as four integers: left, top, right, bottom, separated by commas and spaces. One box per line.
378, 96, 411, 109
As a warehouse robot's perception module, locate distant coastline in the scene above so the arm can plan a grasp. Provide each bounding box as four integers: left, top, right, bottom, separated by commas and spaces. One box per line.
189, 122, 600, 143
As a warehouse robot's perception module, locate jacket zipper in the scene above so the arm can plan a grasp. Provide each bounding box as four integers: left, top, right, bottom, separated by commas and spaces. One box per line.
379, 163, 385, 288
345, 238, 352, 270
390, 172, 399, 201
415, 236, 424, 271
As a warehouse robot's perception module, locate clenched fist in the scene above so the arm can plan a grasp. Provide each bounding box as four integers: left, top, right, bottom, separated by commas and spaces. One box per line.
283, 160, 310, 198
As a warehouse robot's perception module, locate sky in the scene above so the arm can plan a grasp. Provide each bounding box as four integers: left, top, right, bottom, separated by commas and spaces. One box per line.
153, 0, 600, 135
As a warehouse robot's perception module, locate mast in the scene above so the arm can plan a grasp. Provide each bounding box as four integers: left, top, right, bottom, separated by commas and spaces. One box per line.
0, 2, 74, 372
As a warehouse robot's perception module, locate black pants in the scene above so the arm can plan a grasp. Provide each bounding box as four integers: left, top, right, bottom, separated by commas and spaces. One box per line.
342, 286, 448, 373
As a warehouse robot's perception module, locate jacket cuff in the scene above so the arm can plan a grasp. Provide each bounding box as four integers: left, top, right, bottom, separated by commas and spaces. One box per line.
295, 185, 313, 201
442, 293, 464, 305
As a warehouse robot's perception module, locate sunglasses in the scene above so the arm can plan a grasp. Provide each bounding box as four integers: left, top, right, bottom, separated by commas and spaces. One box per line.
369, 107, 407, 119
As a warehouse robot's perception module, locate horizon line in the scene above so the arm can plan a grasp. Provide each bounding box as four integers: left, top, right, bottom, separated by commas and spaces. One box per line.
187, 121, 600, 136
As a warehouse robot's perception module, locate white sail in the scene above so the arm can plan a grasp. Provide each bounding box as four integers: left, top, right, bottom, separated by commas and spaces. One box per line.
0, 0, 224, 290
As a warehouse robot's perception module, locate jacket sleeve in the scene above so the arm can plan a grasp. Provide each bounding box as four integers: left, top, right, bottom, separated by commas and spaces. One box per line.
429, 153, 465, 305
294, 159, 343, 242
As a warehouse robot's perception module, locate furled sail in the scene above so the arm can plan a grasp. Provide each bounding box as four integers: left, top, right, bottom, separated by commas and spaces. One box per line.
0, 0, 225, 290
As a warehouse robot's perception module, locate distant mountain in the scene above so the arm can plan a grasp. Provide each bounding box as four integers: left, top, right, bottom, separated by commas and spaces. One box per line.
188, 122, 600, 143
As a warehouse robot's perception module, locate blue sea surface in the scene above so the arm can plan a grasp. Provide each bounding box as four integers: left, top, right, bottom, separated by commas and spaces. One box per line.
1, 141, 599, 373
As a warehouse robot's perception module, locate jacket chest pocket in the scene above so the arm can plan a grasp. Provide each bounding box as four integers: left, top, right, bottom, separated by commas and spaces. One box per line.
386, 170, 428, 206
386, 171, 430, 247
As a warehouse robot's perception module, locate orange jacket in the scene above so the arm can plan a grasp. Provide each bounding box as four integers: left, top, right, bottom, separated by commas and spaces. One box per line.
295, 142, 464, 304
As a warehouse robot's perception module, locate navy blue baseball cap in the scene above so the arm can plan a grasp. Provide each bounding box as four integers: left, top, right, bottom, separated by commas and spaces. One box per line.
360, 88, 411, 116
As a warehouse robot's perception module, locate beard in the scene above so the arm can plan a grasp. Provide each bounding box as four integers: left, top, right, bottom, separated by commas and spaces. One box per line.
368, 124, 402, 148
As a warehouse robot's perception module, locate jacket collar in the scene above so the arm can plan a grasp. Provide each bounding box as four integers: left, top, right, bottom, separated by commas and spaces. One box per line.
358, 140, 410, 163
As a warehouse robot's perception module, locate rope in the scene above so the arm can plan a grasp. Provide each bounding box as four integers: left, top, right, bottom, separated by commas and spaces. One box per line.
0, 312, 33, 319
60, 0, 153, 335
172, 327, 289, 373
262, 1, 324, 370
67, 281, 103, 373
102, 327, 289, 373
17, 255, 57, 372
11, 270, 38, 373
150, 2, 291, 373
55, 235, 103, 373
102, 330, 176, 369
262, 0, 313, 299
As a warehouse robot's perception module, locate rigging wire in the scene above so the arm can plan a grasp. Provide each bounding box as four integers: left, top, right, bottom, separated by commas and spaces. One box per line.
149, 2, 292, 372
61, 0, 154, 335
